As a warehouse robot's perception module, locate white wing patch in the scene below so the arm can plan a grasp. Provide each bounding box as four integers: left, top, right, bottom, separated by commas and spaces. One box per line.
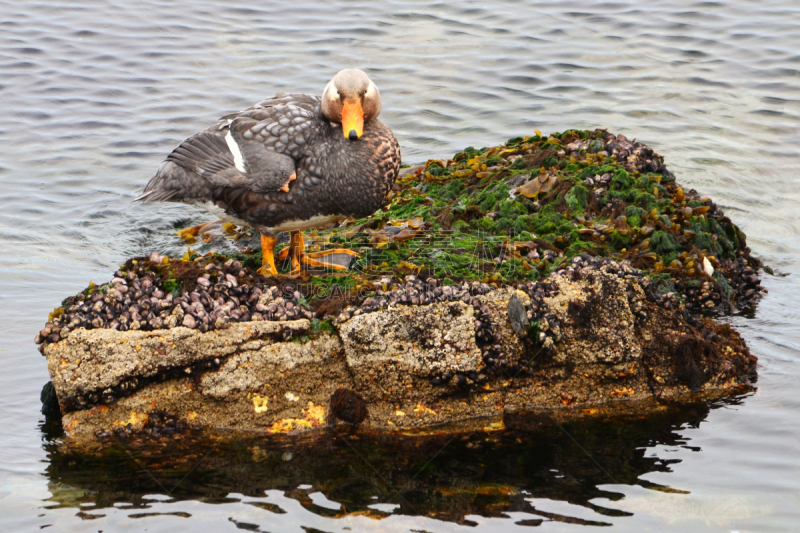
225, 130, 246, 173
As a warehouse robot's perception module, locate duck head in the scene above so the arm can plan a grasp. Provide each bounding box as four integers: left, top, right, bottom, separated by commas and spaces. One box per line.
321, 69, 382, 141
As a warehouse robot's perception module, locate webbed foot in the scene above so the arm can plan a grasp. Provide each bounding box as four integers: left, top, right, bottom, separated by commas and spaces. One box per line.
284, 231, 360, 274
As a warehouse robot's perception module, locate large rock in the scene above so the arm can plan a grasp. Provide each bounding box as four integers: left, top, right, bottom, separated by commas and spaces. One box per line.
43, 268, 757, 444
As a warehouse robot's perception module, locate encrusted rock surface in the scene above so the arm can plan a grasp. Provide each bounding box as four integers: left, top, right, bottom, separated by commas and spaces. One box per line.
339, 300, 483, 403
44, 267, 756, 444
542, 269, 641, 365
46, 319, 311, 412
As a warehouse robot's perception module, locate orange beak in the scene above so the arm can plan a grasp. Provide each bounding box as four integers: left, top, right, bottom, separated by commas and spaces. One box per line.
342, 100, 364, 140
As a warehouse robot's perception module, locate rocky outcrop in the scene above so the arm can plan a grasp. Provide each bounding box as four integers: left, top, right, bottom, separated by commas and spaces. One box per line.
40, 128, 765, 444
44, 264, 756, 444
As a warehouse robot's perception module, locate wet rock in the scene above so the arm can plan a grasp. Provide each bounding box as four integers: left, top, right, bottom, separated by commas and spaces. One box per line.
338, 300, 483, 402
39, 128, 763, 441
43, 263, 756, 445
44, 320, 311, 412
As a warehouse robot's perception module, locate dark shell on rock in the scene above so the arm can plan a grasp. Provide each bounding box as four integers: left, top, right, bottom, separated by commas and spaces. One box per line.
328, 388, 368, 425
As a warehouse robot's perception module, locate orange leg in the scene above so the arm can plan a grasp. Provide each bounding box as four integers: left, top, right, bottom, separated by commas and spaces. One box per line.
288, 231, 305, 274
257, 234, 278, 276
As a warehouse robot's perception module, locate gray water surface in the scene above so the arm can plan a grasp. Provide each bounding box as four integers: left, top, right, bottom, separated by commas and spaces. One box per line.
1, 1, 799, 531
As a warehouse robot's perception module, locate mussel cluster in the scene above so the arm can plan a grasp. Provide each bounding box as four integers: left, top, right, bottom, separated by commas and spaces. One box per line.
563, 133, 672, 177
334, 275, 495, 321
36, 252, 316, 349
678, 256, 762, 314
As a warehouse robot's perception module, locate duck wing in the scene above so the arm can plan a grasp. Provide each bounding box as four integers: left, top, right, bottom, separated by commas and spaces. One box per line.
138, 94, 325, 203
228, 117, 297, 193
161, 126, 297, 195
165, 131, 240, 183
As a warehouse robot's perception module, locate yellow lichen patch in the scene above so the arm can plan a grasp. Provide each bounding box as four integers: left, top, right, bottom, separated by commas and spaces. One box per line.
413, 404, 436, 416
611, 387, 635, 397
267, 402, 326, 434
482, 420, 505, 432
267, 418, 313, 433
113, 411, 149, 428
88, 405, 109, 416
64, 418, 79, 432
394, 410, 406, 417
303, 402, 326, 426
248, 393, 269, 413
186, 410, 198, 421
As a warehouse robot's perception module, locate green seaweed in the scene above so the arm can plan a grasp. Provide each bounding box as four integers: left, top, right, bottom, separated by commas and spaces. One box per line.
565, 185, 590, 214
650, 231, 681, 255
626, 206, 646, 228
693, 231, 718, 255
609, 230, 631, 250
308, 275, 357, 300
713, 271, 734, 301
162, 278, 181, 296
86, 128, 755, 308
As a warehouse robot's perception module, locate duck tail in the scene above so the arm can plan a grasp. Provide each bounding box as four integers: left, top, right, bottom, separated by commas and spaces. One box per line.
135, 161, 187, 202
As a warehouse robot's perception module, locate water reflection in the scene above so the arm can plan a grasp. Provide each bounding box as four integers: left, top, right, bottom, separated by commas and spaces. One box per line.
42, 400, 739, 528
